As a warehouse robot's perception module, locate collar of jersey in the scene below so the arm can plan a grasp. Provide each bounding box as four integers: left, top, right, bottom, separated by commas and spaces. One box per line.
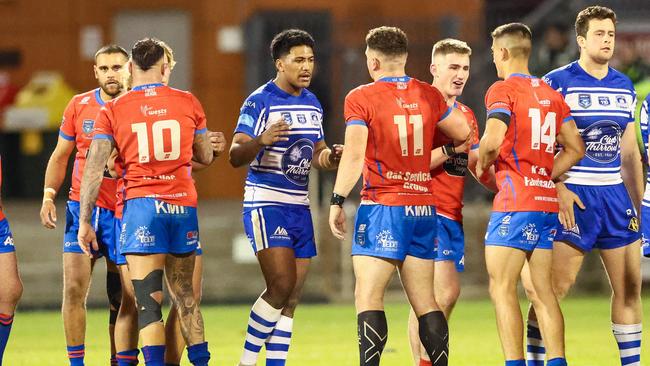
94, 88, 105, 106
132, 83, 164, 91
573, 60, 611, 81
269, 80, 305, 98
378, 76, 410, 83
508, 73, 536, 79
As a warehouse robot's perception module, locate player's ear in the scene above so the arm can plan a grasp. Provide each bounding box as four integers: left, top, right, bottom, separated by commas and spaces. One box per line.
576, 35, 586, 50
275, 58, 283, 73
430, 63, 437, 79
93, 64, 99, 80
128, 62, 133, 75
500, 47, 510, 62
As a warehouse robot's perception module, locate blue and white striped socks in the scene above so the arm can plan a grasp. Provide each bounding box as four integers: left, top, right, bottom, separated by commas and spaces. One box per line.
239, 297, 283, 366
612, 323, 642, 366
526, 320, 545, 366
265, 315, 293, 366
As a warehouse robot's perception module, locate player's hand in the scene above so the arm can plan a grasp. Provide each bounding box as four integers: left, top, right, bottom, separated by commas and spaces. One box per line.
77, 222, 98, 257
208, 131, 227, 157
329, 144, 344, 165
454, 127, 475, 154
329, 204, 347, 240
40, 200, 58, 229
557, 182, 585, 230
475, 163, 486, 180
258, 120, 290, 146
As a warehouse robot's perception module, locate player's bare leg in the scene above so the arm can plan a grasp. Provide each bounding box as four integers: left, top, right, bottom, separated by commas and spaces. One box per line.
164, 253, 205, 347
0, 252, 23, 362
408, 260, 459, 365
165, 254, 203, 365
485, 246, 527, 361
400, 256, 448, 366
62, 253, 95, 357
127, 254, 166, 363
106, 260, 122, 365
526, 248, 565, 360
114, 264, 139, 365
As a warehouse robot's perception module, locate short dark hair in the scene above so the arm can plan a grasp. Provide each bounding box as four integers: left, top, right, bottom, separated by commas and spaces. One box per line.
131, 38, 165, 72
270, 29, 315, 61
94, 44, 128, 62
575, 6, 617, 38
491, 22, 532, 40
366, 26, 408, 57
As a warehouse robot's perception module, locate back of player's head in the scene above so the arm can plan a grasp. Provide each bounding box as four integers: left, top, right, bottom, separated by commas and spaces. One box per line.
366, 26, 408, 57
491, 23, 532, 58
270, 29, 315, 61
94, 44, 128, 62
131, 38, 165, 72
431, 38, 472, 63
575, 5, 617, 38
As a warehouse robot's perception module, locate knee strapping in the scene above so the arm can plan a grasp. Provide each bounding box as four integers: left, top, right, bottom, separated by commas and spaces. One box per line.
132, 269, 163, 330
106, 271, 122, 325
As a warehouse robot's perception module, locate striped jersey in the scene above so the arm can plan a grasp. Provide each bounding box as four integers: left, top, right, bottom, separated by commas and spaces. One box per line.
543, 61, 636, 186
234, 81, 324, 209
640, 95, 650, 208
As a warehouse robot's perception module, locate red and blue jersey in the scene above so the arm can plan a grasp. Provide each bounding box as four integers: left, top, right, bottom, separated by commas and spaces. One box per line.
0, 155, 4, 221
344, 76, 452, 206
59, 89, 117, 210
485, 74, 573, 213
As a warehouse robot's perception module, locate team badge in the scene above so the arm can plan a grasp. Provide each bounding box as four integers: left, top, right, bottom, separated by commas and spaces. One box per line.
297, 114, 307, 124
281, 112, 293, 125
310, 112, 320, 125
628, 217, 639, 232
616, 95, 628, 108
578, 94, 591, 108
598, 96, 610, 106
356, 224, 367, 246
82, 119, 95, 134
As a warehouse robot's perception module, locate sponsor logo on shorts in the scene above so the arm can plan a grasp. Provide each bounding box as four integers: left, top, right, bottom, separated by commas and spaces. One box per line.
356, 224, 367, 246
271, 226, 290, 240
135, 226, 155, 246
155, 201, 188, 215
186, 231, 199, 245
498, 215, 511, 237
521, 223, 539, 242
628, 217, 639, 232
3, 236, 14, 246
564, 224, 581, 238
376, 230, 398, 252
64, 241, 76, 248
405, 205, 433, 217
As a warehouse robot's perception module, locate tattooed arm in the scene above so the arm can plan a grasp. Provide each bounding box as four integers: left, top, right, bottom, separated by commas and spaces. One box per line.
77, 138, 114, 256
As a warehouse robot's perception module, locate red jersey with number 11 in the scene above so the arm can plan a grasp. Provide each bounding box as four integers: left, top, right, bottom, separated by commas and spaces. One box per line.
344, 77, 452, 206
93, 84, 207, 207
485, 74, 573, 213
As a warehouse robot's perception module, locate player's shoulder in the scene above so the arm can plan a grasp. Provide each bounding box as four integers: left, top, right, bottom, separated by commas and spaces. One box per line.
486, 79, 511, 95
345, 82, 375, 100
455, 101, 475, 116
244, 82, 274, 105
605, 67, 635, 91
70, 88, 99, 107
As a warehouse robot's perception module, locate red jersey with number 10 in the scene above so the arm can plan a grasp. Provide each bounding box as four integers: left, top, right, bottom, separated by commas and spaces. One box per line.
93, 84, 207, 207
485, 74, 573, 213
344, 77, 452, 206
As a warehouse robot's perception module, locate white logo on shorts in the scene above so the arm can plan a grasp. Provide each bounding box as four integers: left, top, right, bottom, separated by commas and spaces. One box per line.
376, 230, 398, 251
270, 226, 290, 240
3, 236, 14, 246
135, 226, 156, 246
522, 223, 539, 242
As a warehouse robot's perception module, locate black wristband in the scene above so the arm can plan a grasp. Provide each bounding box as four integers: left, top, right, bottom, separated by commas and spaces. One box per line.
330, 193, 346, 207
442, 143, 456, 157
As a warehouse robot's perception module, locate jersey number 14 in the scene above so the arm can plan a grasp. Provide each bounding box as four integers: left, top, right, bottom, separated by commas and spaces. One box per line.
529, 109, 556, 153
131, 120, 181, 163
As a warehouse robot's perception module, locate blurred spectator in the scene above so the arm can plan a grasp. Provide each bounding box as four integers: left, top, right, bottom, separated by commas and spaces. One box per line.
530, 22, 577, 76
618, 42, 650, 84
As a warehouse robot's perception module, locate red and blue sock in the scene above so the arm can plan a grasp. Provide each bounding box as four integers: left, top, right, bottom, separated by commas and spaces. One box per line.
117, 349, 140, 365
0, 313, 14, 363
67, 344, 85, 366
142, 345, 165, 366
187, 342, 210, 366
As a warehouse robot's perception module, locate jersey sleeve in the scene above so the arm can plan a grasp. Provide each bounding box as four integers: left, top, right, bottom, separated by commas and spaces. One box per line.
92, 105, 115, 142
641, 97, 649, 148
485, 82, 512, 125
627, 87, 637, 124
542, 71, 561, 92
59, 98, 77, 141
234, 93, 264, 138
191, 94, 207, 134
344, 88, 371, 127
467, 109, 480, 150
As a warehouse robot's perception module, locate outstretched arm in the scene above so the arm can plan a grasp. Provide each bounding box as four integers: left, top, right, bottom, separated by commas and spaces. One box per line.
312, 140, 343, 171
621, 122, 644, 213
40, 137, 75, 228
477, 118, 508, 178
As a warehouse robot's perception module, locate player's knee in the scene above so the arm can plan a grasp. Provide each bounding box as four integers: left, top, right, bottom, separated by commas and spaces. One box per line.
266, 274, 295, 306
354, 286, 384, 309
488, 278, 517, 299
63, 279, 89, 305
551, 276, 575, 300
132, 269, 164, 330
0, 279, 23, 306
437, 286, 460, 310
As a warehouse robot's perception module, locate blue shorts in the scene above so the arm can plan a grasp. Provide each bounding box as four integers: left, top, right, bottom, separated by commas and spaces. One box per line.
0, 218, 15, 254
242, 205, 316, 258
641, 204, 650, 258
63, 200, 116, 261
485, 211, 557, 251
434, 215, 465, 272
554, 183, 640, 252
352, 204, 437, 261
121, 198, 199, 255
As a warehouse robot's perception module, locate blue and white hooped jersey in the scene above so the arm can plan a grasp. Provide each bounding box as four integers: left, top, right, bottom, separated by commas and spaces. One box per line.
544, 61, 636, 186
234, 81, 324, 209
640, 95, 650, 208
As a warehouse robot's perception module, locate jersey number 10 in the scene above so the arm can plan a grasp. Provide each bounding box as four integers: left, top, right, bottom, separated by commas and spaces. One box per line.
131, 120, 181, 163
529, 108, 556, 153
394, 114, 424, 156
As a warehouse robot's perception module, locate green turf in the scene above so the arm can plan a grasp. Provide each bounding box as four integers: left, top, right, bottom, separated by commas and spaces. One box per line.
4, 297, 649, 365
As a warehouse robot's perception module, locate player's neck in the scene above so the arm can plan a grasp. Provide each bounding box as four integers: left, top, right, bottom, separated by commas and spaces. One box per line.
578, 55, 609, 80
503, 62, 531, 79
432, 83, 457, 106
273, 76, 302, 96
131, 76, 164, 91
373, 69, 406, 81
98, 88, 115, 102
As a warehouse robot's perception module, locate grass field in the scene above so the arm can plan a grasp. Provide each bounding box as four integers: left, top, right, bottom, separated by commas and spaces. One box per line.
4, 297, 649, 365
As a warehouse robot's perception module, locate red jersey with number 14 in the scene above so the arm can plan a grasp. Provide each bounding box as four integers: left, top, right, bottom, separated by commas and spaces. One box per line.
344, 77, 452, 206
485, 74, 573, 213
93, 84, 207, 207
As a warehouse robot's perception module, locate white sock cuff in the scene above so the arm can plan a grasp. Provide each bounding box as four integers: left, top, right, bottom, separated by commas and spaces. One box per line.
252, 297, 283, 320
612, 323, 642, 334
276, 315, 294, 331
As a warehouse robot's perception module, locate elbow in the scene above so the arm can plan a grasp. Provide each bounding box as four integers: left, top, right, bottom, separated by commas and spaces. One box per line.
228, 153, 243, 168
